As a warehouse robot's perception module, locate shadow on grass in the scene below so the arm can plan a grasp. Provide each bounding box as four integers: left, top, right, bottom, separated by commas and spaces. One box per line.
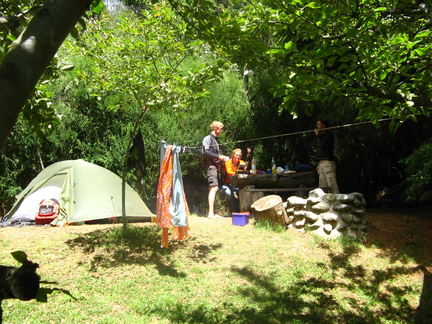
365, 208, 432, 323
63, 214, 430, 323
367, 214, 430, 265
65, 224, 222, 276
37, 282, 77, 303
134, 241, 422, 324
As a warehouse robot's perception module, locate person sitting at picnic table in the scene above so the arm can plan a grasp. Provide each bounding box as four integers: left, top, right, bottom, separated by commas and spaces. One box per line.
221, 148, 245, 212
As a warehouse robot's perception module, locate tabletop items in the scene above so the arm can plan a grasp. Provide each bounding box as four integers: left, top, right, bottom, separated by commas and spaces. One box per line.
237, 156, 293, 176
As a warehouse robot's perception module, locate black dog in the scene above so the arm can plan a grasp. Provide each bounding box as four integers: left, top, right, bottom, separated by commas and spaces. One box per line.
0, 256, 40, 323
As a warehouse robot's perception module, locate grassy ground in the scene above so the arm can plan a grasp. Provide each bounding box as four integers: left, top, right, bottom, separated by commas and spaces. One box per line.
0, 209, 431, 324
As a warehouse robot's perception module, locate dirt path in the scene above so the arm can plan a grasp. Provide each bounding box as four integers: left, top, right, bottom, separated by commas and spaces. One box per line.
365, 206, 432, 267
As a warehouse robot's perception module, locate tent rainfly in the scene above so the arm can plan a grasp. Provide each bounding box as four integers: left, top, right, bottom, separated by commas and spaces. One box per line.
4, 159, 154, 225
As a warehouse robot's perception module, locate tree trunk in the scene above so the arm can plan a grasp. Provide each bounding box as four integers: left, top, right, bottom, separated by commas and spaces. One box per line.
251, 195, 289, 226
0, 0, 94, 150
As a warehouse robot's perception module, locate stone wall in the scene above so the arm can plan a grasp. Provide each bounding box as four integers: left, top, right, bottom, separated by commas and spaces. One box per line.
285, 188, 369, 241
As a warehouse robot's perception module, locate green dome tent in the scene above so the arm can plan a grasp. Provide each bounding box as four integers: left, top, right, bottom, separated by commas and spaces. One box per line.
4, 159, 154, 225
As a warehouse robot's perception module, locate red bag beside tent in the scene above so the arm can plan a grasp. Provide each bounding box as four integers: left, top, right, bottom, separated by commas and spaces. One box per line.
35, 199, 60, 225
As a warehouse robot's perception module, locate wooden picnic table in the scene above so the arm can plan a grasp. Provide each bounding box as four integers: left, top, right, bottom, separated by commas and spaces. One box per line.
230, 171, 317, 189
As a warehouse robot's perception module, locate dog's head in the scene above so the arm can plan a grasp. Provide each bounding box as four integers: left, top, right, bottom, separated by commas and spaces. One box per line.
0, 261, 40, 300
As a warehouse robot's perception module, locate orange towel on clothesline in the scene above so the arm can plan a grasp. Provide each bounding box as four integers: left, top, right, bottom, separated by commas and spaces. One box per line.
156, 143, 190, 248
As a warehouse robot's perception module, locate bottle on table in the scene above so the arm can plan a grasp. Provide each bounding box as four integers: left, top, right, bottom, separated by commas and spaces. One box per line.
271, 157, 276, 174
251, 157, 257, 174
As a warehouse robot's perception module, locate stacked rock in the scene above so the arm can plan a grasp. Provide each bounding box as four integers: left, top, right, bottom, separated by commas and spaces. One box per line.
285, 188, 368, 241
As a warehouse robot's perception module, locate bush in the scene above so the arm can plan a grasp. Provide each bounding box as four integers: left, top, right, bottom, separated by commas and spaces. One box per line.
401, 139, 432, 201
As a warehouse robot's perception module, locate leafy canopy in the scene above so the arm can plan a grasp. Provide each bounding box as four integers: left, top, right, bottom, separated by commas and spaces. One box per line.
401, 138, 432, 201
169, 0, 432, 122
66, 1, 227, 113
0, 0, 105, 138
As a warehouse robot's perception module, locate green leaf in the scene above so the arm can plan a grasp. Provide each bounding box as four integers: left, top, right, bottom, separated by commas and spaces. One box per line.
70, 27, 79, 40
266, 48, 283, 55
307, 2, 320, 9
379, 70, 388, 80
60, 64, 75, 70
346, 28, 358, 38
78, 17, 87, 30
391, 36, 405, 44
339, 54, 353, 62
284, 41, 294, 51
414, 48, 425, 56
414, 31, 431, 39
90, 0, 104, 14
326, 56, 336, 67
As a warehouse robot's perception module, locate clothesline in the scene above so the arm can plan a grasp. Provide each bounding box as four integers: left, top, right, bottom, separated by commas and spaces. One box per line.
163, 117, 393, 152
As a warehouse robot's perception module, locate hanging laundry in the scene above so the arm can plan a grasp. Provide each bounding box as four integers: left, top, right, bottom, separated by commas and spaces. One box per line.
156, 141, 190, 248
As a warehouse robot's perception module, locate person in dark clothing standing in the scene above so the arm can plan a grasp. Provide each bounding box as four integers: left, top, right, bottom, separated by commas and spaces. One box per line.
315, 119, 340, 194
202, 121, 229, 218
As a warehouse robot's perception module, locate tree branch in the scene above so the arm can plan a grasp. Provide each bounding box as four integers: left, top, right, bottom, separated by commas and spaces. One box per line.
0, 0, 94, 150
365, 85, 432, 108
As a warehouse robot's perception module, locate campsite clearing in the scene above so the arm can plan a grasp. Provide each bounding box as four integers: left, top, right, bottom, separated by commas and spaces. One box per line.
0, 207, 431, 323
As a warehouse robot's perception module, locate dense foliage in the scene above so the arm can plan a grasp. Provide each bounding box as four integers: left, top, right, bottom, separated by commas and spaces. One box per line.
168, 0, 432, 122
401, 138, 432, 201
0, 2, 253, 215
1, 0, 432, 215
165, 0, 432, 203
